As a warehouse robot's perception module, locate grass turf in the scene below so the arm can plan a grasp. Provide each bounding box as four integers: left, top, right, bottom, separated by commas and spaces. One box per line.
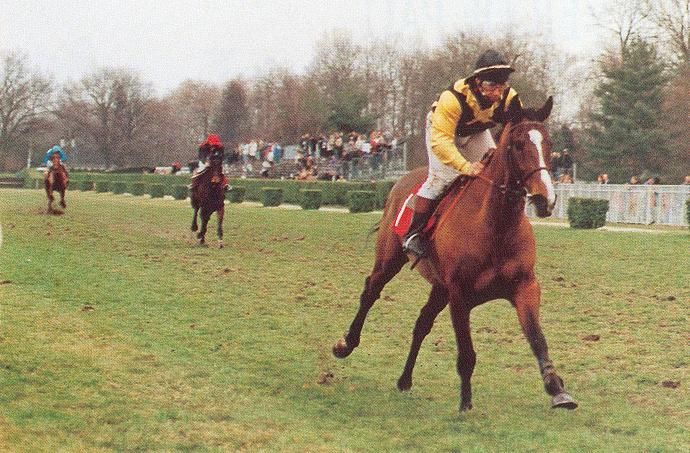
0, 188, 688, 452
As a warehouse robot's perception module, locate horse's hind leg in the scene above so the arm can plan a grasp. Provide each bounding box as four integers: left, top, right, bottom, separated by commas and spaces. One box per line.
59, 190, 66, 209
333, 233, 407, 359
397, 284, 448, 391
512, 279, 577, 409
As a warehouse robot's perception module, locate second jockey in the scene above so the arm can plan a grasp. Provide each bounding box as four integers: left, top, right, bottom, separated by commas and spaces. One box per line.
194, 134, 228, 187
43, 145, 68, 173
402, 49, 526, 258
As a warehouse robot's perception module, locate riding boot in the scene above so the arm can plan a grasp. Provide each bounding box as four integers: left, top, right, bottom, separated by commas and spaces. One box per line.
402, 195, 438, 257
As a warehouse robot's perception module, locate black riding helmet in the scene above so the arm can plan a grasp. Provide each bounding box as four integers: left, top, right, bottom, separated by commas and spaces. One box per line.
472, 50, 514, 84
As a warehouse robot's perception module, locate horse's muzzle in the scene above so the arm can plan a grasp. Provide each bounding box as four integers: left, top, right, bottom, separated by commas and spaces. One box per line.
531, 194, 552, 218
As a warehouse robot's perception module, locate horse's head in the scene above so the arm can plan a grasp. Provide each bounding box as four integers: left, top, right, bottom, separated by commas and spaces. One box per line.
208, 145, 225, 168
49, 152, 62, 166
506, 97, 556, 217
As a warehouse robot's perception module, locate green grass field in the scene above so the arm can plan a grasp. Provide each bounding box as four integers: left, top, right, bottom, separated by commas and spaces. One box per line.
1, 189, 688, 452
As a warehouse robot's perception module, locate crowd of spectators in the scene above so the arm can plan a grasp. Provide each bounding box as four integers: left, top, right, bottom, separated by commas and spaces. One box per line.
233, 131, 405, 181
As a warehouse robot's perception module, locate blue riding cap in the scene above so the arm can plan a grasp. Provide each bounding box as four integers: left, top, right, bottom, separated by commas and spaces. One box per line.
43, 145, 67, 165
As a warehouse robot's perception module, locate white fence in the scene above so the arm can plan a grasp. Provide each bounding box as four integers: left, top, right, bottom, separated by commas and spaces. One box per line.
526, 184, 689, 226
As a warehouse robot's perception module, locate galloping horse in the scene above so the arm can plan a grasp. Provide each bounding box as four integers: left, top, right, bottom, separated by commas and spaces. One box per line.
190, 145, 225, 247
333, 98, 578, 411
44, 156, 69, 214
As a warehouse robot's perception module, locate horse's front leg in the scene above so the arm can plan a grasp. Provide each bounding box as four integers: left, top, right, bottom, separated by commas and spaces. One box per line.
448, 298, 476, 411
512, 279, 577, 409
45, 188, 54, 213
397, 284, 448, 391
333, 236, 407, 358
216, 202, 224, 248
59, 190, 66, 209
191, 205, 199, 232
197, 208, 211, 246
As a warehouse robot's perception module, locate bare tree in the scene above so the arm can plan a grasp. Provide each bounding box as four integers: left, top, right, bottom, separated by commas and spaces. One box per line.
0, 53, 53, 170
214, 78, 249, 147
646, 0, 690, 67
59, 68, 154, 168
591, 0, 652, 53
169, 80, 220, 149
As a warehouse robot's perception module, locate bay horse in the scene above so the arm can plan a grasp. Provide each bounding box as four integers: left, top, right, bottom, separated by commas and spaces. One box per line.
44, 157, 69, 214
190, 145, 225, 247
333, 98, 578, 411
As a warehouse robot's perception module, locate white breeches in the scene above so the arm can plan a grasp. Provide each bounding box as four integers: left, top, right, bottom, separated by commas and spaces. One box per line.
417, 112, 496, 199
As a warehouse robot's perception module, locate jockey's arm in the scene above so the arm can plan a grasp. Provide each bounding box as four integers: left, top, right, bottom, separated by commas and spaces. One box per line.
430, 90, 472, 175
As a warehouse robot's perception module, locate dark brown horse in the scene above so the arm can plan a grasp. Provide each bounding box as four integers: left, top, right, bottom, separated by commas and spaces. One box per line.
333, 98, 578, 411
44, 157, 68, 214
190, 145, 225, 247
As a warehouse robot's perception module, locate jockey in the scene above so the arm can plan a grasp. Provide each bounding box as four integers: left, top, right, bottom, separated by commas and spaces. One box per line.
193, 134, 228, 186
43, 145, 67, 173
196, 134, 224, 171
402, 50, 525, 257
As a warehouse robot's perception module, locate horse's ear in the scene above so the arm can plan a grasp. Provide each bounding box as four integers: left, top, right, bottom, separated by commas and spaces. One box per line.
522, 96, 553, 122
534, 96, 553, 122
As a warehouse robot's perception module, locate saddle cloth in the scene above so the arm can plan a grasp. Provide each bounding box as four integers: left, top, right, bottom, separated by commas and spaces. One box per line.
392, 177, 467, 239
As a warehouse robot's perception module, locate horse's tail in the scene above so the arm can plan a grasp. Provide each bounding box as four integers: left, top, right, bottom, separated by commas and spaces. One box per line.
362, 220, 380, 250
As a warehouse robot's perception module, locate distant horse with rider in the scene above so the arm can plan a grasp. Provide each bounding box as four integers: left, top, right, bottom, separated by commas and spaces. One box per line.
333, 97, 578, 411
43, 146, 69, 214
190, 134, 227, 247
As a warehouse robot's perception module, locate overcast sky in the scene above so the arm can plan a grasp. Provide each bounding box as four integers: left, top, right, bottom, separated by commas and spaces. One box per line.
0, 0, 607, 95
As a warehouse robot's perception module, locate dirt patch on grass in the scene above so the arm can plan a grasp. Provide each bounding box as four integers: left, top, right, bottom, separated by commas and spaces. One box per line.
318, 370, 335, 385
661, 380, 680, 389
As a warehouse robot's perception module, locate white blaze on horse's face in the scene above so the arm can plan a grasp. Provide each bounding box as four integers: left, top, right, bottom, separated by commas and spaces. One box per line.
527, 129, 556, 206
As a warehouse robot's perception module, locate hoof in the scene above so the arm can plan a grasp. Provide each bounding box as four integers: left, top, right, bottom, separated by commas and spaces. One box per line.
551, 392, 578, 410
397, 375, 412, 392
460, 401, 473, 412
197, 241, 208, 248
332, 338, 353, 359
218, 241, 224, 249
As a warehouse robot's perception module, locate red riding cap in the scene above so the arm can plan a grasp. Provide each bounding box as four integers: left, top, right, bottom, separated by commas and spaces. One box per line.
202, 134, 223, 148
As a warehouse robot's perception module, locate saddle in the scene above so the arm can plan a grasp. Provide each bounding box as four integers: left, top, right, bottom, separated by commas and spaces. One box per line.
190, 167, 228, 189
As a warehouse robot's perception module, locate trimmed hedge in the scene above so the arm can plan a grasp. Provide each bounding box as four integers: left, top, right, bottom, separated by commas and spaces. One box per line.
27, 172, 395, 208
149, 183, 165, 198
172, 185, 189, 200
34, 179, 43, 189
567, 197, 609, 229
299, 189, 322, 210
111, 181, 127, 194
129, 182, 146, 196
226, 186, 246, 203
95, 181, 110, 193
261, 187, 283, 207
79, 180, 94, 191
349, 190, 376, 213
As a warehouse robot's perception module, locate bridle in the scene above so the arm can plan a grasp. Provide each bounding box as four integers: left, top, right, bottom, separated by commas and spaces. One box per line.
472, 122, 549, 202
208, 151, 225, 185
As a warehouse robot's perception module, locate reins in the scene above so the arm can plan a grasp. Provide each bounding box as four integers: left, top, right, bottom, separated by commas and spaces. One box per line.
432, 122, 548, 234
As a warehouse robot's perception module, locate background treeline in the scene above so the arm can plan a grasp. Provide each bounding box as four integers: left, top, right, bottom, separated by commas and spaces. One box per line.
0, 0, 687, 182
